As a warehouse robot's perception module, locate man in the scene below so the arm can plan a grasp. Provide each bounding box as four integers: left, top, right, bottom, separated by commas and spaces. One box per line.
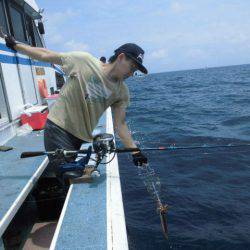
1, 30, 148, 174
100, 56, 106, 63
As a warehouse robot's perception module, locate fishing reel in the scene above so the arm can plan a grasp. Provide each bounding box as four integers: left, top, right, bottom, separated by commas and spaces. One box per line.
62, 133, 115, 183
60, 134, 114, 182
93, 133, 115, 156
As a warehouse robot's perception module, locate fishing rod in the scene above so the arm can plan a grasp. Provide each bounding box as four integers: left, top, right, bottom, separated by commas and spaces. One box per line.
21, 142, 250, 158
116, 143, 250, 153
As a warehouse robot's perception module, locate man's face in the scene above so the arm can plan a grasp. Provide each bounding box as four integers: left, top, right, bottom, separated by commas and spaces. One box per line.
116, 53, 138, 79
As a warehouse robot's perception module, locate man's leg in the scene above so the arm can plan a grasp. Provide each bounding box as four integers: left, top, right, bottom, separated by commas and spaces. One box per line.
43, 119, 84, 178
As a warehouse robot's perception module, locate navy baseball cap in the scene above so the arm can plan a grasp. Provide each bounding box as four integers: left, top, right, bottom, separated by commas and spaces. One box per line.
114, 43, 148, 74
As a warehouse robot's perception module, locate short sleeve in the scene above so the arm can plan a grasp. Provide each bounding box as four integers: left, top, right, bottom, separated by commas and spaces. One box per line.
60, 51, 92, 76
112, 83, 130, 109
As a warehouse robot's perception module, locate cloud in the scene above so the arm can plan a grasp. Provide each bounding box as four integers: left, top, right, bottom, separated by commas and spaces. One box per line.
64, 40, 89, 51
46, 8, 80, 26
170, 1, 185, 14
43, 8, 83, 50
150, 49, 168, 59
153, 10, 166, 17
186, 48, 208, 60
48, 34, 63, 45
98, 48, 107, 55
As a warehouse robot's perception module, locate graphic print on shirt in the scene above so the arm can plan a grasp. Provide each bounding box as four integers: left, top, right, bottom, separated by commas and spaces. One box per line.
85, 75, 112, 103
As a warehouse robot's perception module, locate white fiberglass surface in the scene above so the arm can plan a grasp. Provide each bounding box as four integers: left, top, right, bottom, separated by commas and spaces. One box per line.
24, 0, 40, 13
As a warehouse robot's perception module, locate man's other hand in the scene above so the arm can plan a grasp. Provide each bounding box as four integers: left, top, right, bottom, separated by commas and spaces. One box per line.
132, 151, 148, 166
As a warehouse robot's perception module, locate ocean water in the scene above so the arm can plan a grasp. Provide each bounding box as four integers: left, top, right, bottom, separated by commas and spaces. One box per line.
117, 64, 250, 250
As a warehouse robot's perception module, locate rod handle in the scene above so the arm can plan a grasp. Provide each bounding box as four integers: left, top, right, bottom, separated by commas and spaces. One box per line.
20, 151, 46, 158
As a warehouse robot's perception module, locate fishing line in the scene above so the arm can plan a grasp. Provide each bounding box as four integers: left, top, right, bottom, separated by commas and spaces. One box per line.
137, 164, 168, 239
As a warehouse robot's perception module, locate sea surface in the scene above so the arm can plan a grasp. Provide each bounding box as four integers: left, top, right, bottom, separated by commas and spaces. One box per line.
117, 64, 250, 250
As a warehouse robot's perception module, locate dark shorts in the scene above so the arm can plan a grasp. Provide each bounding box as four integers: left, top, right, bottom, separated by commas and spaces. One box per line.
44, 119, 86, 175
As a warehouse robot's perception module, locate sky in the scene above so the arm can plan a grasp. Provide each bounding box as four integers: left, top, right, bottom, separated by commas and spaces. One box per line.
36, 0, 250, 73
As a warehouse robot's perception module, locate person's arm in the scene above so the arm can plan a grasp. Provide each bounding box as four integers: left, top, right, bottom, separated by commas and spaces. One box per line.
112, 105, 148, 166
112, 105, 138, 150
0, 27, 62, 65
15, 44, 62, 65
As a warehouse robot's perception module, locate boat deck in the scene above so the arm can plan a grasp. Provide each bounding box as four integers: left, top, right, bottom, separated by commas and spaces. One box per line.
0, 131, 48, 237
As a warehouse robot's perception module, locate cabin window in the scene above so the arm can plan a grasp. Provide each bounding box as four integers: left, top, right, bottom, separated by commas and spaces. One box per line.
0, 0, 8, 34
25, 15, 35, 46
33, 23, 43, 47
9, 5, 27, 43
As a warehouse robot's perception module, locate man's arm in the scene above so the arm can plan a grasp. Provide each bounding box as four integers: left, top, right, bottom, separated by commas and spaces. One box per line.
112, 105, 148, 166
15, 44, 62, 65
0, 27, 62, 65
112, 105, 138, 150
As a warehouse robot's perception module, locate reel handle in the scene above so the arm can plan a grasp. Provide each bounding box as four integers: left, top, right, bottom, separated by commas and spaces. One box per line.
20, 151, 47, 158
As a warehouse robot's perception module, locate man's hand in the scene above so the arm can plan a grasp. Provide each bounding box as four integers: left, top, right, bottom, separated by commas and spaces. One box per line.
132, 151, 148, 166
0, 26, 17, 51
4, 35, 17, 51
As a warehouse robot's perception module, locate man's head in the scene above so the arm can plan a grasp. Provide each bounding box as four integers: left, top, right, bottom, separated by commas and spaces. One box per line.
108, 43, 148, 80
100, 56, 106, 63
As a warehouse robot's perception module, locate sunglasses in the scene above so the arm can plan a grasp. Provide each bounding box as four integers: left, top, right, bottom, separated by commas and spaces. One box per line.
129, 60, 138, 73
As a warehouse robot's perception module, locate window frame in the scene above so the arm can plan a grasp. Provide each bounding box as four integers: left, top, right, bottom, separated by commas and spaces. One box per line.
6, 1, 29, 44
0, 0, 11, 35
32, 20, 43, 47
24, 14, 36, 46
0, 0, 8, 34
5, 0, 44, 47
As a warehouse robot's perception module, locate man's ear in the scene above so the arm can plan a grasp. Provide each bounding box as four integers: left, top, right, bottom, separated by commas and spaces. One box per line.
117, 53, 126, 61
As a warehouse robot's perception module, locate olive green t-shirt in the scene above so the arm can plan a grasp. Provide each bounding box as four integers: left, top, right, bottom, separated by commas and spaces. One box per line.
48, 51, 130, 142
